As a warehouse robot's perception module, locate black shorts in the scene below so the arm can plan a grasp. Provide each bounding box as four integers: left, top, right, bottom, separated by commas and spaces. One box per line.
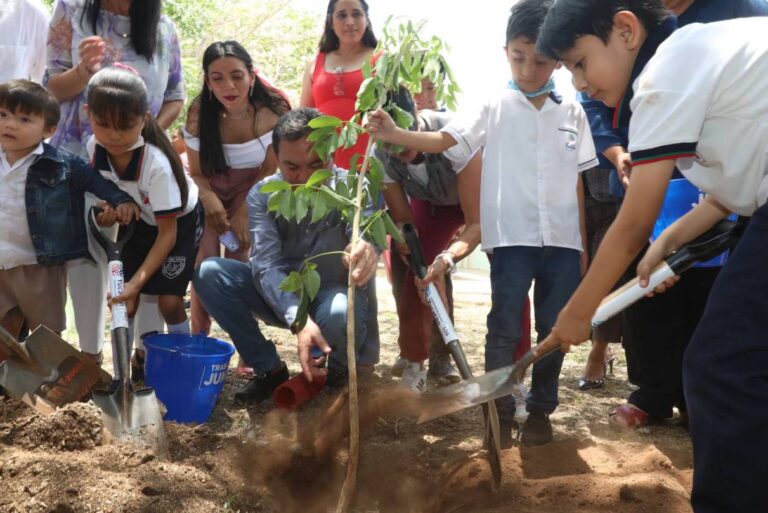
119, 201, 204, 296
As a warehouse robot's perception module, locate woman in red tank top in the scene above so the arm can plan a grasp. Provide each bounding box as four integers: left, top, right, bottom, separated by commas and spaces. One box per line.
300, 0, 378, 170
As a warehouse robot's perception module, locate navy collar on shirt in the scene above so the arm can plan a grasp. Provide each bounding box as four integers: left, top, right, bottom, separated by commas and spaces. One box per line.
612, 15, 678, 129
92, 143, 145, 182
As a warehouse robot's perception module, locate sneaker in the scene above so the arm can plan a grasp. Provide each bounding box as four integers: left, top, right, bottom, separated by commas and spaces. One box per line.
427, 353, 462, 385
521, 412, 553, 446
391, 356, 408, 378
401, 361, 428, 393
234, 362, 289, 405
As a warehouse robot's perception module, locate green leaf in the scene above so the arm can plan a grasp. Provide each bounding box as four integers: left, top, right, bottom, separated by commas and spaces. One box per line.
294, 293, 309, 333
370, 216, 388, 250
308, 115, 342, 129
320, 185, 354, 209
391, 105, 415, 130
306, 169, 332, 188
267, 191, 282, 213
302, 268, 321, 301
335, 178, 350, 200
355, 77, 378, 112
279, 271, 303, 293
311, 192, 328, 223
307, 126, 337, 142
339, 123, 359, 150
278, 189, 294, 220
368, 154, 385, 184
259, 180, 292, 194
295, 189, 309, 222
383, 212, 404, 242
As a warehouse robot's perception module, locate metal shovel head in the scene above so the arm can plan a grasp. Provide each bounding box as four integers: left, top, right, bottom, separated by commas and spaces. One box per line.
418, 363, 519, 424
0, 326, 105, 414
92, 382, 169, 457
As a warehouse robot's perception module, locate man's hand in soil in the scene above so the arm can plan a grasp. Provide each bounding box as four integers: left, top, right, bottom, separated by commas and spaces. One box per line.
297, 318, 332, 382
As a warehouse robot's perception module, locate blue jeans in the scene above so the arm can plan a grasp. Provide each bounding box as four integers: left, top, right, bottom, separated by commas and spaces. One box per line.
485, 246, 581, 421
193, 258, 379, 373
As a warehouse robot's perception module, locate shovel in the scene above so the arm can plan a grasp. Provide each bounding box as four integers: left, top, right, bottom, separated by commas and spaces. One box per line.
0, 324, 107, 415
87, 207, 168, 456
402, 224, 503, 489
418, 219, 744, 423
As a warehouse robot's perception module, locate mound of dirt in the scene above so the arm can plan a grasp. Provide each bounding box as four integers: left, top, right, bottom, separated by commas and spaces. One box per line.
0, 400, 103, 450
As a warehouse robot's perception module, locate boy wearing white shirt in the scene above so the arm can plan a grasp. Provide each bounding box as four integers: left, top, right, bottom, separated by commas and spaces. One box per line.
368, 0, 598, 447
0, 0, 49, 83
538, 1, 768, 511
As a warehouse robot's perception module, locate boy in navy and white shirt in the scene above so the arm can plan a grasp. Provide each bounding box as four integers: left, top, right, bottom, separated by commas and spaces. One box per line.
368, 0, 597, 447
539, 2, 768, 510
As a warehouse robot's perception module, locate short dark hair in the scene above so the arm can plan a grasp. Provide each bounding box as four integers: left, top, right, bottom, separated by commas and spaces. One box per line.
0, 80, 60, 127
272, 108, 321, 155
319, 0, 378, 53
506, 0, 554, 45
537, 0, 669, 59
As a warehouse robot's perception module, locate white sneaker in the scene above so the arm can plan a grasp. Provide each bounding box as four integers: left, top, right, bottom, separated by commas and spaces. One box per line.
391, 356, 408, 378
401, 361, 428, 393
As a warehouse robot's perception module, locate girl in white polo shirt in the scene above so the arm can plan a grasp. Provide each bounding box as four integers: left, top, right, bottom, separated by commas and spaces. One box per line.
86, 66, 202, 375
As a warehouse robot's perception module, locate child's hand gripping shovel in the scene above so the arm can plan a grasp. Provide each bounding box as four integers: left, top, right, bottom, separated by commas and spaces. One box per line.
417, 219, 744, 423
402, 224, 503, 490
87, 206, 169, 456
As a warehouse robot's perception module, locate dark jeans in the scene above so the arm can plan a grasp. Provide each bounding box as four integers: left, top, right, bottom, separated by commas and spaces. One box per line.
485, 246, 581, 421
684, 203, 768, 513
622, 267, 719, 418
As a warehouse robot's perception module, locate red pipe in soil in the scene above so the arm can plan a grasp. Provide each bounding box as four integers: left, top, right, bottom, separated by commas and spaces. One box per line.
273, 374, 327, 410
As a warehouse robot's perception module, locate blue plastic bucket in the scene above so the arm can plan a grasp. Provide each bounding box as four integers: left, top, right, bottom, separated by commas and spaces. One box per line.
143, 333, 235, 423
651, 178, 735, 268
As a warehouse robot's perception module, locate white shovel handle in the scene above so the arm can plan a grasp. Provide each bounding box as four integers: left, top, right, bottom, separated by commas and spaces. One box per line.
107, 260, 129, 330
592, 262, 675, 327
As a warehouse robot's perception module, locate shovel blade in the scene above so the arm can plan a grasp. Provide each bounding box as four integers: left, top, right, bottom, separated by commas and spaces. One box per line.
93, 383, 169, 457
417, 364, 519, 424
0, 326, 104, 413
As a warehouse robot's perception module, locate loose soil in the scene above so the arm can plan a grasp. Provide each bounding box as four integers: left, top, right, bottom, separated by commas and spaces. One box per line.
0, 271, 693, 513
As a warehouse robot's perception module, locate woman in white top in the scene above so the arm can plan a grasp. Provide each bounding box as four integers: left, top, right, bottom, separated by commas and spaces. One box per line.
184, 40, 290, 336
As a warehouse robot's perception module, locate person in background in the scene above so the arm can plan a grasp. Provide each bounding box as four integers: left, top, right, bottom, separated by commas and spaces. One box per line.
376, 88, 474, 391
184, 41, 290, 343
0, 79, 137, 343
299, 0, 377, 170
44, 0, 184, 365
194, 108, 380, 404
368, 0, 597, 447
0, 0, 50, 83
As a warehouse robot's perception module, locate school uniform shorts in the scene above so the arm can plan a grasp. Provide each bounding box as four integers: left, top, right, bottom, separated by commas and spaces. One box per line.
120, 202, 204, 297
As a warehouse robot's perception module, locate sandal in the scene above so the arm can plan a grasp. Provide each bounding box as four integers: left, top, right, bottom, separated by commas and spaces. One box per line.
609, 403, 649, 428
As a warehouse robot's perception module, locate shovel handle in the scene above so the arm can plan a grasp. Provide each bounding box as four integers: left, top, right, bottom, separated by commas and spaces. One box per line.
87, 206, 135, 262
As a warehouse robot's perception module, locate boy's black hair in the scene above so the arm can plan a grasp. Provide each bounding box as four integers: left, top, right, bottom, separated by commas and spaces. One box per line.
272, 107, 321, 156
537, 0, 669, 59
506, 0, 554, 45
0, 80, 60, 128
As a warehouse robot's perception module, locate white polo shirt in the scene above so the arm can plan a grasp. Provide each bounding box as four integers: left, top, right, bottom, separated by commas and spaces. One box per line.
0, 143, 43, 269
87, 136, 198, 225
0, 0, 50, 83
629, 18, 768, 216
442, 88, 598, 252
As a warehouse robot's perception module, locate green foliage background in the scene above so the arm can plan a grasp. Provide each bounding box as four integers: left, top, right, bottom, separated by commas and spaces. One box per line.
40, 0, 320, 122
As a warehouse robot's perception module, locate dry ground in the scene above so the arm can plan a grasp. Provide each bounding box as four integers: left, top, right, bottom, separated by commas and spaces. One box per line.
0, 269, 693, 513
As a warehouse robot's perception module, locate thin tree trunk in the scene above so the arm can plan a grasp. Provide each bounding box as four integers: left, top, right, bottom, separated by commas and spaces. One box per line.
335, 136, 376, 513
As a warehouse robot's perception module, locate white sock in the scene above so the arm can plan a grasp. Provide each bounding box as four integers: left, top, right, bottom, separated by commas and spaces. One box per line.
167, 318, 190, 334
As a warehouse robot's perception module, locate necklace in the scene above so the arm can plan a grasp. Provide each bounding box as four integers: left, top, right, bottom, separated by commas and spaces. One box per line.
221, 107, 253, 121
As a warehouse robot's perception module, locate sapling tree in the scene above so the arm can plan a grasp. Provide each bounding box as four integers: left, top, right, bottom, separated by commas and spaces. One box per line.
260, 19, 459, 512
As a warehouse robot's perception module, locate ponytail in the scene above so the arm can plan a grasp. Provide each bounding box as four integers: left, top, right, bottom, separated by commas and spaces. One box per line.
142, 116, 189, 210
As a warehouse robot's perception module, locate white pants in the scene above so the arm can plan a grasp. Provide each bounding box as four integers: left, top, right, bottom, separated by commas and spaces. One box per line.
68, 194, 164, 354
